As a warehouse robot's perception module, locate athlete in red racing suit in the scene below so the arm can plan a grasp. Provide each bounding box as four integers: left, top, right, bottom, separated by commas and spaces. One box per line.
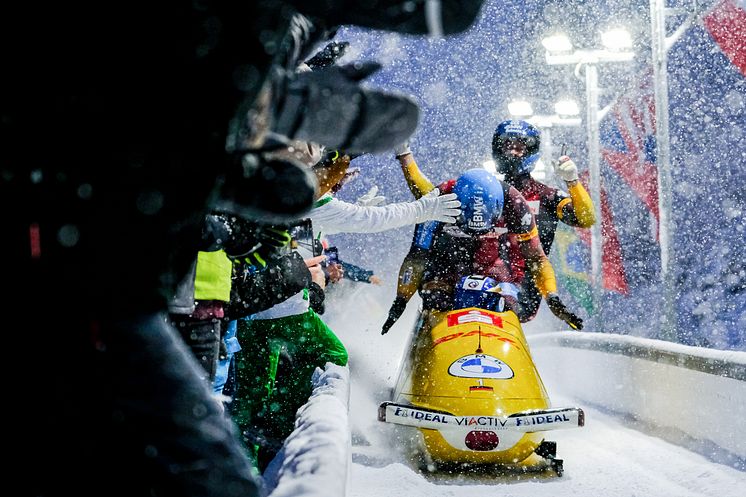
380, 163, 583, 334
492, 119, 596, 322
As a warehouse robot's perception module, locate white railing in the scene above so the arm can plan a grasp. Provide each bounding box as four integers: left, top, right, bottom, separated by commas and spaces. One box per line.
530, 331, 746, 462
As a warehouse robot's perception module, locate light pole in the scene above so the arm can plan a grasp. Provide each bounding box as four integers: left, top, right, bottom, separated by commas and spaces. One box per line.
650, 0, 676, 341
649, 0, 707, 341
542, 30, 634, 330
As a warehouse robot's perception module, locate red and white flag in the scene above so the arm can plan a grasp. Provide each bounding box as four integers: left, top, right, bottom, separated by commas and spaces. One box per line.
577, 173, 629, 295
703, 0, 746, 78
600, 68, 660, 224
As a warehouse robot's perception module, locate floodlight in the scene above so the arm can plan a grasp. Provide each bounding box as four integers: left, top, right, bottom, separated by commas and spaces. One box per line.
601, 28, 632, 51
554, 99, 580, 117
541, 34, 573, 54
507, 100, 533, 118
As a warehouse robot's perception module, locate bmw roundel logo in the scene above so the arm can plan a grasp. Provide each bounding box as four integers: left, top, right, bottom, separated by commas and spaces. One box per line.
448, 354, 514, 379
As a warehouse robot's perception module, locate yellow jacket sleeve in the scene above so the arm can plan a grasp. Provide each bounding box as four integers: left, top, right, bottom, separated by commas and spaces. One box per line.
398, 154, 435, 199
561, 181, 596, 228
520, 226, 559, 298
530, 256, 558, 298
395, 250, 426, 301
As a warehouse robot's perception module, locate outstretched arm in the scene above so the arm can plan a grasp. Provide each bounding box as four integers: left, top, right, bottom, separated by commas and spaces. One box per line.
520, 233, 557, 299
381, 219, 438, 335
340, 260, 374, 283
395, 143, 436, 199
520, 234, 583, 330
505, 184, 583, 330
308, 190, 459, 235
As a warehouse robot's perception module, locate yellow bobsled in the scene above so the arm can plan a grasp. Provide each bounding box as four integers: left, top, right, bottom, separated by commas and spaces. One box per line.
378, 298, 584, 475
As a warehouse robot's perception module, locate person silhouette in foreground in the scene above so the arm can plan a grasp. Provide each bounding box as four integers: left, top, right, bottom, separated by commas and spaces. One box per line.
4, 2, 487, 495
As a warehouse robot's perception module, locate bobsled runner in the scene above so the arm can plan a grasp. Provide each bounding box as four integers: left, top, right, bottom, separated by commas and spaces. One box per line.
378, 275, 584, 475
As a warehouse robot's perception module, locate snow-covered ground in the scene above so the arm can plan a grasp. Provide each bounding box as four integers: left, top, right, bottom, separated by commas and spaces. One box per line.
321, 280, 746, 497
348, 396, 743, 497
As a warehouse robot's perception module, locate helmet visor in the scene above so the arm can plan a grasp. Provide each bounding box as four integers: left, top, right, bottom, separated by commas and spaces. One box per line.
500, 138, 528, 158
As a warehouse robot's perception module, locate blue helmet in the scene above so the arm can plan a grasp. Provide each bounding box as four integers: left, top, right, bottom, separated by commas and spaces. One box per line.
452, 168, 504, 234
454, 276, 504, 311
491, 119, 541, 175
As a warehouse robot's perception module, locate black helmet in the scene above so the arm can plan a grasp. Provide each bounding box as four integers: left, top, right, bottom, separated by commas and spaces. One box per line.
491, 119, 541, 175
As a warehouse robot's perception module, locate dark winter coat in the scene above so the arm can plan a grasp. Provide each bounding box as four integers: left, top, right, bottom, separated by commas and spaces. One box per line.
2, 2, 484, 495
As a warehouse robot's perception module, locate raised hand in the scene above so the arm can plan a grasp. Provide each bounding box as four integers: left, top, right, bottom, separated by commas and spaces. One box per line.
555, 155, 579, 182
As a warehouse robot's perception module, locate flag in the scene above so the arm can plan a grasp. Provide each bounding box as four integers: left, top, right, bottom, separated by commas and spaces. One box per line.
600, 69, 659, 224
552, 174, 629, 315
576, 174, 629, 295
703, 0, 746, 78
552, 224, 594, 314
601, 0, 746, 224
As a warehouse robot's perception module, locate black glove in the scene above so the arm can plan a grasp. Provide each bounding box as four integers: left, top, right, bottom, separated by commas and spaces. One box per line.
308, 281, 325, 315
381, 296, 408, 335
256, 226, 292, 250
272, 62, 419, 154
239, 227, 291, 268
305, 41, 350, 70
546, 293, 583, 330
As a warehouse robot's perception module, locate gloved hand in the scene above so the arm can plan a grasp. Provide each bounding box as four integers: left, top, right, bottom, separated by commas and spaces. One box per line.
305, 41, 350, 71
236, 226, 292, 269
381, 296, 408, 335
413, 188, 462, 224
243, 251, 270, 270
272, 62, 420, 155
555, 156, 579, 182
356, 186, 386, 206
256, 226, 292, 250
394, 141, 411, 157
546, 293, 583, 330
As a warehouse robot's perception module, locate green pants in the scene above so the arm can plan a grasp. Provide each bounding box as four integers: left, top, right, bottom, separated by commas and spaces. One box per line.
232, 308, 348, 469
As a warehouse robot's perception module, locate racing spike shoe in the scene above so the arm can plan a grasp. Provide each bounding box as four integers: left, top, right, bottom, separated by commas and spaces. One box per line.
272, 62, 420, 155
214, 153, 317, 223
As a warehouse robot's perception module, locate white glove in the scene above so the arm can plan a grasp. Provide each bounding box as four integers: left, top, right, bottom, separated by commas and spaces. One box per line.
414, 188, 462, 224
355, 185, 386, 206
555, 155, 579, 182
394, 141, 411, 157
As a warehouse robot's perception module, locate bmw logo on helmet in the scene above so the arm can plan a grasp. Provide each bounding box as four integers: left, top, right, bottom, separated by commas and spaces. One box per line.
453, 169, 504, 235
